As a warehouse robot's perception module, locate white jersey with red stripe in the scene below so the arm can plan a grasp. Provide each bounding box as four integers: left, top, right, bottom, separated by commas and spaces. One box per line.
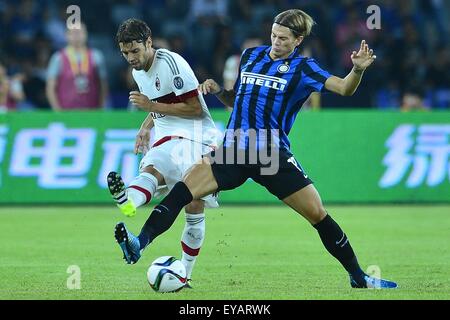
132, 48, 218, 147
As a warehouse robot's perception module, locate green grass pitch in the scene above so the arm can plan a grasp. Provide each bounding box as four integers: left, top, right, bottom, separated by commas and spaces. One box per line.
0, 205, 449, 300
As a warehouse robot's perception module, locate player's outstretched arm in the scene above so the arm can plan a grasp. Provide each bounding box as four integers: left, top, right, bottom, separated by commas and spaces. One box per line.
199, 79, 236, 108
325, 40, 376, 96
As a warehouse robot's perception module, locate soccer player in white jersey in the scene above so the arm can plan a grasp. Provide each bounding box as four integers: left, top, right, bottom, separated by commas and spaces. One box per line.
109, 19, 219, 287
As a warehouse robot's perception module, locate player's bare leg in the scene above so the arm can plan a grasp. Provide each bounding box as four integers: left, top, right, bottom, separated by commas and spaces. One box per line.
283, 185, 397, 288
181, 199, 206, 288
282, 184, 326, 224
183, 157, 219, 199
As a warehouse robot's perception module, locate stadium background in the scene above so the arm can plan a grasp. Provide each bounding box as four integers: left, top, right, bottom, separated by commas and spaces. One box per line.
1, 0, 449, 301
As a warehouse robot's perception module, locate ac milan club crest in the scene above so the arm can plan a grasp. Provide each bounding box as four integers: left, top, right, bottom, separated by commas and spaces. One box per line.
155, 77, 161, 91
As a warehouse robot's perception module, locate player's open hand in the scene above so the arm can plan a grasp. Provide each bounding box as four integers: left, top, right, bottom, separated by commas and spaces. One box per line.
198, 79, 221, 95
134, 127, 150, 154
351, 40, 377, 70
129, 91, 154, 111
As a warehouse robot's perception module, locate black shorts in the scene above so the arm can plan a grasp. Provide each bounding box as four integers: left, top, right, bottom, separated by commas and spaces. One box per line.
206, 145, 313, 200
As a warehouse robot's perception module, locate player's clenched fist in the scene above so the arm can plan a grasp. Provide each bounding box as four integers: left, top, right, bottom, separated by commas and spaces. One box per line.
129, 91, 155, 111
198, 79, 222, 95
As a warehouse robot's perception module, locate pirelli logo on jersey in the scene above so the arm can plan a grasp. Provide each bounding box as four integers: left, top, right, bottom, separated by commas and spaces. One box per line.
241, 72, 287, 91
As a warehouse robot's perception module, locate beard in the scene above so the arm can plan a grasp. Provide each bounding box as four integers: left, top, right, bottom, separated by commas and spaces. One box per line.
131, 63, 142, 70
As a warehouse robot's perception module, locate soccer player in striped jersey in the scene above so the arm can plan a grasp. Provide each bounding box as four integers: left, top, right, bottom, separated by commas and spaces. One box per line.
123, 10, 397, 289
110, 19, 220, 287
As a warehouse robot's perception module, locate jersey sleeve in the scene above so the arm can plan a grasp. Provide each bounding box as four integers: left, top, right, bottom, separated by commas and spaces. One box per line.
46, 52, 62, 80
166, 52, 199, 99
301, 58, 332, 92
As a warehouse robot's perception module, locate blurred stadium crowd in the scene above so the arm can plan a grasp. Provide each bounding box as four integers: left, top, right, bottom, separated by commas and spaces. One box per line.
0, 0, 449, 111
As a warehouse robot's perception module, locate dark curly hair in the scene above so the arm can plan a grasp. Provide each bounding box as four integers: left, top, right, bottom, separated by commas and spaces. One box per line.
116, 18, 152, 44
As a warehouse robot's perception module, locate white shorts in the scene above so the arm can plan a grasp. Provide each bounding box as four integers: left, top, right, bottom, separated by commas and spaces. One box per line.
139, 138, 218, 208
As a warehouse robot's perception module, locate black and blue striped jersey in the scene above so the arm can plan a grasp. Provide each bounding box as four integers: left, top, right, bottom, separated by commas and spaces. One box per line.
225, 45, 331, 151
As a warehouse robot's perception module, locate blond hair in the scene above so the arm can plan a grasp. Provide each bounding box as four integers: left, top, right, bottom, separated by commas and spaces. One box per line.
273, 9, 316, 37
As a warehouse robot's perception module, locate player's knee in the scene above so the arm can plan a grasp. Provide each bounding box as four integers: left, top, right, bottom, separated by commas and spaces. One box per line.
185, 200, 205, 214
142, 166, 165, 184
305, 203, 327, 224
183, 164, 217, 199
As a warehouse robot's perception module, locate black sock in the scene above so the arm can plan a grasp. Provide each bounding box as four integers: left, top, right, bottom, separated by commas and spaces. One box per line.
313, 214, 364, 278
138, 182, 193, 249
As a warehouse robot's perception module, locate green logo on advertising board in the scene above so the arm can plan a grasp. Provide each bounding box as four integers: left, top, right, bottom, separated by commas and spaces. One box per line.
380, 124, 450, 189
